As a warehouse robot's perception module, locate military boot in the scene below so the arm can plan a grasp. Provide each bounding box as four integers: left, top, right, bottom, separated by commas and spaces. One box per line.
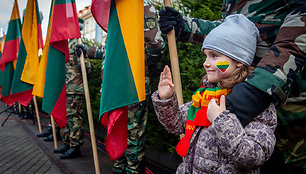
36, 126, 52, 137
59, 146, 81, 159
43, 128, 61, 142
53, 144, 70, 153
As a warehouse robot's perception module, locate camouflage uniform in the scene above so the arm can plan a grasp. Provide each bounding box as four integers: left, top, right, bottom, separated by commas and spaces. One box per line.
64, 39, 104, 148
113, 0, 164, 173
175, 0, 306, 170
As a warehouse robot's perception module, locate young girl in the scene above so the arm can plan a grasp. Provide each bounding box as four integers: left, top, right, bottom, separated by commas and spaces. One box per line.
152, 14, 277, 173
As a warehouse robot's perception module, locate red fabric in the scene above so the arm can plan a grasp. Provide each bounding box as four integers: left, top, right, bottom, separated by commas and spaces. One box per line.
194, 107, 212, 127
50, 40, 69, 62
50, 3, 80, 42
0, 86, 15, 106
0, 38, 21, 71
37, 23, 43, 49
91, 0, 111, 32
101, 106, 128, 161
50, 3, 80, 62
11, 89, 33, 106
1, 96, 15, 106
50, 85, 67, 128
176, 120, 196, 157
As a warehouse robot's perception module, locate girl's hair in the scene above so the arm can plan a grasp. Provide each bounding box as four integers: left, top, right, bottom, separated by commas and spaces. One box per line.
203, 65, 255, 89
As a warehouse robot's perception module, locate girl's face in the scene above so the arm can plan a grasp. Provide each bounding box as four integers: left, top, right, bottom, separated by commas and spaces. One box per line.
203, 49, 243, 83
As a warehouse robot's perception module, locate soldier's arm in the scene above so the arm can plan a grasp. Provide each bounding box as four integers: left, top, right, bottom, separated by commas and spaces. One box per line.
226, 1, 306, 127
158, 6, 222, 45
247, 1, 306, 102
177, 16, 221, 45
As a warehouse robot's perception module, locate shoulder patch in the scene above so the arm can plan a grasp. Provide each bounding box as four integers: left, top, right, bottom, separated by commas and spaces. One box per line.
145, 17, 157, 29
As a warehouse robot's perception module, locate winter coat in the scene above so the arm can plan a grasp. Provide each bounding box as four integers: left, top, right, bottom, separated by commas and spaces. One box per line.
152, 90, 277, 174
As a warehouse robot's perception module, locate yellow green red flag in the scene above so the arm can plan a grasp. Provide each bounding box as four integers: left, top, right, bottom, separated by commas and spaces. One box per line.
92, 0, 145, 161
11, 0, 43, 106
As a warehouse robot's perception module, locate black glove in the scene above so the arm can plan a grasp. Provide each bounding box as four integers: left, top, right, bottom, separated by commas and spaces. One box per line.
226, 82, 273, 127
159, 6, 183, 36
76, 44, 87, 57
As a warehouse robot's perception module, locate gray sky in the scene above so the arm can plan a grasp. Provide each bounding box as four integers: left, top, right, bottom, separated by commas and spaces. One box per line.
0, 0, 91, 38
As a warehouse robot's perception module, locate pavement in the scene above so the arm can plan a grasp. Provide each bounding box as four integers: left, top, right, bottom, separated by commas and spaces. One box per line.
0, 101, 113, 174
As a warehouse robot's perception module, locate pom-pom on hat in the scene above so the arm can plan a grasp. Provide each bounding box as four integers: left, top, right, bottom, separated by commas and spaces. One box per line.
202, 14, 259, 66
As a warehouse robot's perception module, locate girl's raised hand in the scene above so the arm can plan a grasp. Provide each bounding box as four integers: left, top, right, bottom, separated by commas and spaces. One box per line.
158, 65, 175, 100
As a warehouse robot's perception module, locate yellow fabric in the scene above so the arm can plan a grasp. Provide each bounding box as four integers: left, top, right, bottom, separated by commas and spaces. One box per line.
10, 0, 20, 21
21, 0, 39, 84
32, 0, 54, 97
116, 0, 145, 101
0, 37, 4, 52
201, 89, 229, 107
191, 91, 202, 108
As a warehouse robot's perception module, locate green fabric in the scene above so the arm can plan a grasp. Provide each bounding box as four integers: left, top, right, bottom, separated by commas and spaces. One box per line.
186, 86, 207, 121
35, 0, 42, 24
5, 19, 22, 41
42, 45, 66, 113
2, 62, 14, 97
99, 3, 138, 118
0, 52, 2, 86
11, 39, 32, 94
54, 0, 75, 5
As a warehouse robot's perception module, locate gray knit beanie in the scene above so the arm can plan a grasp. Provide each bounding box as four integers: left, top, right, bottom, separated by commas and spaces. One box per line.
202, 14, 259, 65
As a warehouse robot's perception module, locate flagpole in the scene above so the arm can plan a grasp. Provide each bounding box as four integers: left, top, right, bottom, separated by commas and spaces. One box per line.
50, 115, 58, 148
163, 1, 185, 160
163, 0, 183, 106
77, 38, 100, 174
33, 96, 42, 133
18, 103, 22, 113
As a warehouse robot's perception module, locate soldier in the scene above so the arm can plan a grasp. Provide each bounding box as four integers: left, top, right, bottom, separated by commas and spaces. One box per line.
159, 1, 306, 172
53, 18, 105, 159
112, 0, 165, 173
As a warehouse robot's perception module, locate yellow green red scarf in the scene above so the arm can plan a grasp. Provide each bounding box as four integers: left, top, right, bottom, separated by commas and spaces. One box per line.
176, 85, 231, 157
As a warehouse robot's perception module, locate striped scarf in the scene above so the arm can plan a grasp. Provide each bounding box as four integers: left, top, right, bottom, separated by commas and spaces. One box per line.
176, 85, 231, 157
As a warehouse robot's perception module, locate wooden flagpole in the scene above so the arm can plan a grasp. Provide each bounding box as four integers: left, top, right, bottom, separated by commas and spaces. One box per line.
50, 115, 58, 148
77, 38, 100, 174
33, 96, 42, 133
163, 1, 185, 160
163, 0, 184, 106
18, 103, 22, 113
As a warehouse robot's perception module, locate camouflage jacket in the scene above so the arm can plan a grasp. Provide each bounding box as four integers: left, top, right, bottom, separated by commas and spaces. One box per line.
66, 39, 104, 94
178, 0, 306, 103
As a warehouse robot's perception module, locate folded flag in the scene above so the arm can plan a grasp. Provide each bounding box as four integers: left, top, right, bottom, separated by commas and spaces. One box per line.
11, 0, 43, 106
92, 0, 145, 161
41, 0, 80, 128
0, 0, 22, 106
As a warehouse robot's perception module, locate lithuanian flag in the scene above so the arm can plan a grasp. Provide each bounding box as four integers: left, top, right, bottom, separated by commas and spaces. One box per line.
11, 0, 43, 106
0, 0, 22, 106
33, 0, 54, 98
92, 0, 145, 161
41, 0, 80, 128
21, 0, 43, 85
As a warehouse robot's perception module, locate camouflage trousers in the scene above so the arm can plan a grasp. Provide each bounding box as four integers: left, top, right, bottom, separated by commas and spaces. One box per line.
63, 94, 84, 147
113, 99, 148, 174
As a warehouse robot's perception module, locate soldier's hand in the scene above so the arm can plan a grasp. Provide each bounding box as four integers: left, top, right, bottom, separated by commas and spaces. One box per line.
76, 44, 87, 57
159, 6, 183, 36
